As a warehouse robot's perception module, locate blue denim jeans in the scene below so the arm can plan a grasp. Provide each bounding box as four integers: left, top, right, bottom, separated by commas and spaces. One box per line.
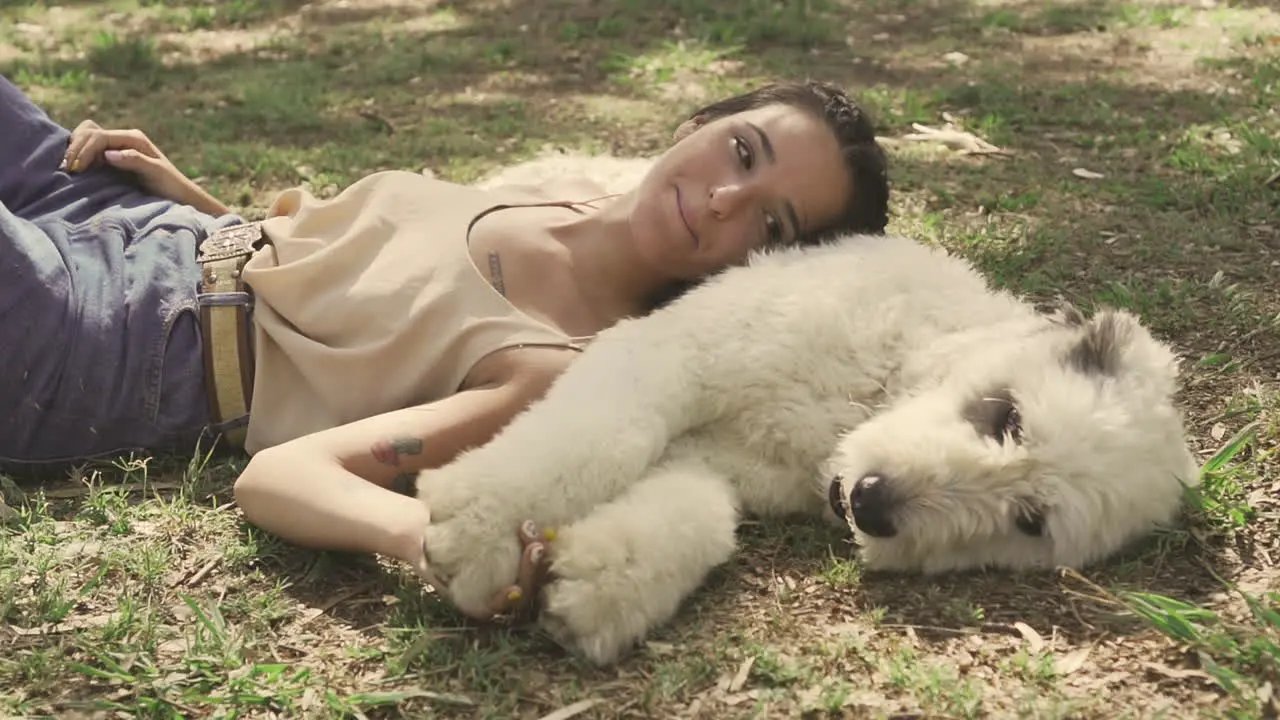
0, 74, 244, 471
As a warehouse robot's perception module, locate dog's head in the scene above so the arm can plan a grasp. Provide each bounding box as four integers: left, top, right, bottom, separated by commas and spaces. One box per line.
822, 305, 1201, 574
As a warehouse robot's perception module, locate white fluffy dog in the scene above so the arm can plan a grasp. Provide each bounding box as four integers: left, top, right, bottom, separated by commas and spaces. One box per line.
416, 163, 1201, 666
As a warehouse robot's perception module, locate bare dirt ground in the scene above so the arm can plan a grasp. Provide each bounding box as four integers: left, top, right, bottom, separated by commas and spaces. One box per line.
1, 0, 1277, 717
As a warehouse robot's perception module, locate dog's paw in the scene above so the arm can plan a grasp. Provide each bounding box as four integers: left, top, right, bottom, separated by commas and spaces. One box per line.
539, 576, 643, 666
419, 502, 523, 617
535, 530, 657, 666
422, 519, 523, 616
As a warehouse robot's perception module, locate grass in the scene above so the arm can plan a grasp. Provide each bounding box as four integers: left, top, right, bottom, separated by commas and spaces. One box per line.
2, 0, 1279, 717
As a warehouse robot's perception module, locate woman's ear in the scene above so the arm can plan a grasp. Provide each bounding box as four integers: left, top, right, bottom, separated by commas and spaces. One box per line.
673, 113, 708, 142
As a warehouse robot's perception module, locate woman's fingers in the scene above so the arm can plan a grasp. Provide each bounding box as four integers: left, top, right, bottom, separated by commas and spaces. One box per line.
421, 519, 556, 622
485, 529, 552, 618
62, 123, 159, 174
62, 120, 101, 172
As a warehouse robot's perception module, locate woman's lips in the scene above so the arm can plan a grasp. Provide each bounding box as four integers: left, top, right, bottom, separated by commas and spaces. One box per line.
675, 186, 699, 247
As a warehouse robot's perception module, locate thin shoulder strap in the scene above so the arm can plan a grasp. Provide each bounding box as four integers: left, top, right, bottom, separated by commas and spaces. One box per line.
465, 194, 620, 237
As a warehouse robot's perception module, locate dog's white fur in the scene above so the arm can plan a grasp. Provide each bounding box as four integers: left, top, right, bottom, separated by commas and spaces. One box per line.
417, 155, 1201, 665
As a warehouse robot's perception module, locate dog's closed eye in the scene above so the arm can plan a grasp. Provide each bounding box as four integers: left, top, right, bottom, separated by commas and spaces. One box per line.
1014, 502, 1046, 536
963, 389, 1024, 446
995, 402, 1023, 445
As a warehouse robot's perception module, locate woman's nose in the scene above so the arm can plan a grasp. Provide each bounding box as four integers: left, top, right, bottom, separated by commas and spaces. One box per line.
707, 182, 749, 219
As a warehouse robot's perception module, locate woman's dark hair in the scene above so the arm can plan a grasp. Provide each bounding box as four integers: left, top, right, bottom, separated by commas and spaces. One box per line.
646, 80, 891, 310
686, 80, 890, 243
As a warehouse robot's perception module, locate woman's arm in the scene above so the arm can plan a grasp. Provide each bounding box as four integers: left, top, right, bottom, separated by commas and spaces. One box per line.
62, 120, 232, 217
231, 346, 573, 567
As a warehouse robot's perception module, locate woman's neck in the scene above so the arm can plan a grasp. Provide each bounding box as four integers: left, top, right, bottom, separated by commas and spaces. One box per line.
550, 192, 671, 324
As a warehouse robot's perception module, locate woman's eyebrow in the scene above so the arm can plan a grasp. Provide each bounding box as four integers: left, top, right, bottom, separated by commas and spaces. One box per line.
747, 122, 775, 163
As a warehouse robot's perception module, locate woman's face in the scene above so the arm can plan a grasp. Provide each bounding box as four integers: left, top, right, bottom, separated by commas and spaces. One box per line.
628, 102, 852, 281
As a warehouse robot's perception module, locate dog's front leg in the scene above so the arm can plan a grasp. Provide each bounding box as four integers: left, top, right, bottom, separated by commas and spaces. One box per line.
536, 460, 741, 665
417, 310, 736, 616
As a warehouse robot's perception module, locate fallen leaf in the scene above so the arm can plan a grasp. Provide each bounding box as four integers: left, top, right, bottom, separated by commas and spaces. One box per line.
300, 687, 320, 713
1053, 646, 1092, 675
296, 607, 324, 625
1143, 662, 1214, 682
155, 638, 188, 659
1014, 621, 1045, 654
729, 657, 755, 693
903, 122, 1012, 156
171, 556, 220, 588
1257, 681, 1274, 707
1072, 168, 1105, 180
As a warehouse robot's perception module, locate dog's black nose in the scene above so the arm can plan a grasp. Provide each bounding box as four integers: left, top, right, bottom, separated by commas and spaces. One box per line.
850, 474, 897, 538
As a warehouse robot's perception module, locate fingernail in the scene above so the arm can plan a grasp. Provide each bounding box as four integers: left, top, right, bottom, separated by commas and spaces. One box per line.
522, 520, 536, 537
542, 527, 557, 542
507, 588, 522, 602
530, 546, 543, 564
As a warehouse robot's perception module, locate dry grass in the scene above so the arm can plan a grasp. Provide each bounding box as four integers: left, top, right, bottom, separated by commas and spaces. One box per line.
1, 0, 1278, 717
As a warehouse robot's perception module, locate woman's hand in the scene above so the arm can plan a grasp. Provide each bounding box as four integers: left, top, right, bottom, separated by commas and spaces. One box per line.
436, 518, 555, 622
61, 120, 231, 216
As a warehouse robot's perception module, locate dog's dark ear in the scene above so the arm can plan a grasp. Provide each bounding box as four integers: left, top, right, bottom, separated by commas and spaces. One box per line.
1037, 298, 1085, 328
1014, 500, 1046, 537
1067, 309, 1132, 376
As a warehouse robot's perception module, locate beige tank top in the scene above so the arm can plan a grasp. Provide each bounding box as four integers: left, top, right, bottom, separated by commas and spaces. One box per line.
239, 170, 597, 454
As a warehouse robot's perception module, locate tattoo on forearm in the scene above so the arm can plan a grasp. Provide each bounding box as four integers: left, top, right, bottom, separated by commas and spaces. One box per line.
488, 251, 506, 297
371, 437, 423, 467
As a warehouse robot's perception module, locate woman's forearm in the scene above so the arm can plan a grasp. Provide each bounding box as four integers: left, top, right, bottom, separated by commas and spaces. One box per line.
177, 177, 233, 217
233, 445, 430, 563
230, 374, 560, 565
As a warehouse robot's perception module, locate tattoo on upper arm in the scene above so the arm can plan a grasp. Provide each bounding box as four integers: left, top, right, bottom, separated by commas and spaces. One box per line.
371, 436, 424, 467
488, 251, 507, 297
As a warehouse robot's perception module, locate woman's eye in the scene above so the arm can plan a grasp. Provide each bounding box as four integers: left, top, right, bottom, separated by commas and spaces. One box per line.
765, 214, 783, 244
734, 136, 754, 170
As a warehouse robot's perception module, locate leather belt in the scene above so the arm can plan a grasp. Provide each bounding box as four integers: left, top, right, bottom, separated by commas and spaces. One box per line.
196, 221, 265, 448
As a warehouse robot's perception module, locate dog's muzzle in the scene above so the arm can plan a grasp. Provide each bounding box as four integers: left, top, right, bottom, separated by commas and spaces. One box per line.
829, 474, 898, 538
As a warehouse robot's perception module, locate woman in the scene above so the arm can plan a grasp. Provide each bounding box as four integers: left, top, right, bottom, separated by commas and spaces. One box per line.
1, 74, 890, 610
